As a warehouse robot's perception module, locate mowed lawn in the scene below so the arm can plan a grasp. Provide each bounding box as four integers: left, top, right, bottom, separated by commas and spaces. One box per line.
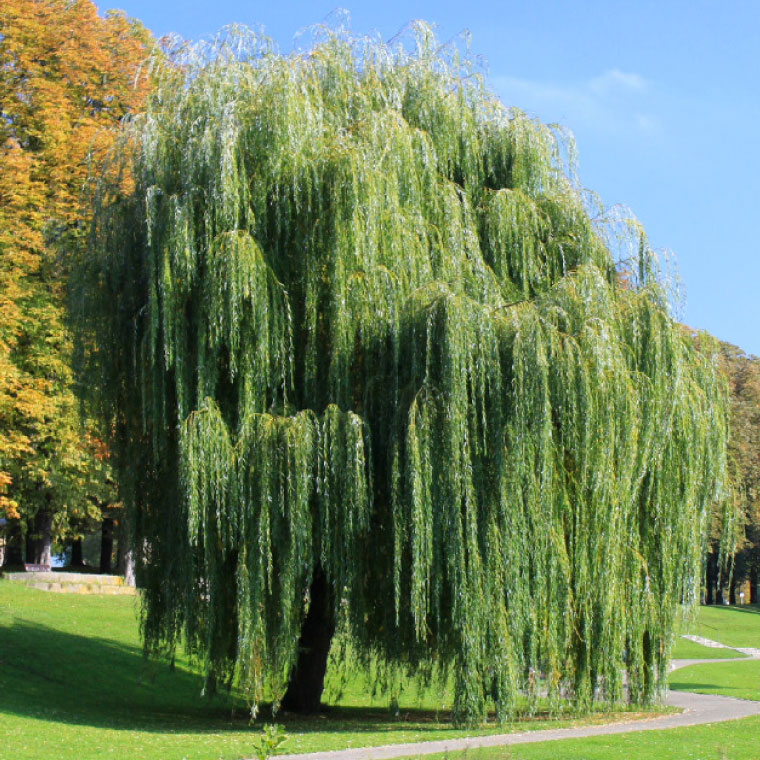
669, 605, 760, 704
0, 580, 666, 760
677, 603, 760, 649
671, 659, 760, 701
670, 603, 760, 659
670, 636, 745, 659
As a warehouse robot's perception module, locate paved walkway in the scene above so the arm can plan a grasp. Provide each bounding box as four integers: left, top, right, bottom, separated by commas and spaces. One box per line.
681, 634, 730, 648
274, 646, 760, 760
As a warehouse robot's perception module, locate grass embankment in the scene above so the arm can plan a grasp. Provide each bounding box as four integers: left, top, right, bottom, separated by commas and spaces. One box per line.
0, 581, 662, 760
677, 603, 760, 648
668, 601, 760, 705
670, 603, 760, 659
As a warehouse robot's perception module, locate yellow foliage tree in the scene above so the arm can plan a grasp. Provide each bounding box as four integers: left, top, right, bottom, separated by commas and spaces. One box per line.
0, 0, 152, 563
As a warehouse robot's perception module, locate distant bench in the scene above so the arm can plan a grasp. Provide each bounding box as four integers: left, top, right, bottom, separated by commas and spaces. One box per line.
23, 563, 51, 572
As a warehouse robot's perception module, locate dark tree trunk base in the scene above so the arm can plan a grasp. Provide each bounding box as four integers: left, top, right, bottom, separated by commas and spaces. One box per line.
705, 552, 717, 605
71, 538, 84, 567
3, 522, 24, 567
100, 517, 114, 573
281, 568, 334, 714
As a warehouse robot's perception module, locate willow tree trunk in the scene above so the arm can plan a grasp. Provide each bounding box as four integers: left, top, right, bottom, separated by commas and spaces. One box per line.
642, 630, 657, 703
281, 568, 334, 713
751, 563, 758, 605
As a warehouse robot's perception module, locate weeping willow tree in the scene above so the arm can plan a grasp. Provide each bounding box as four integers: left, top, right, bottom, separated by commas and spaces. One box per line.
75, 24, 728, 724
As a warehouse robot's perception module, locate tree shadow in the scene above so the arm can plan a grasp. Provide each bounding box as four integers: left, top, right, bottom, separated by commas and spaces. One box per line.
0, 619, 251, 733
669, 680, 728, 692
0, 618, 472, 736
0, 616, 652, 739
721, 604, 760, 616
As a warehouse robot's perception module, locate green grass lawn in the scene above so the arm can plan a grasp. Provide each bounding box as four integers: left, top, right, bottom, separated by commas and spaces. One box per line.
670, 659, 760, 702
0, 581, 662, 760
677, 604, 760, 649
671, 636, 746, 659
2, 582, 756, 760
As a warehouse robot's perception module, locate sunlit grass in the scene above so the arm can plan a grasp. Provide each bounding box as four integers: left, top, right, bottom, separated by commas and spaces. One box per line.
0, 581, 664, 760
677, 603, 760, 649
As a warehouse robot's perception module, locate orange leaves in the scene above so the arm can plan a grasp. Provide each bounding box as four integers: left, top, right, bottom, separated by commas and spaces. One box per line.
0, 0, 153, 530
0, 497, 20, 522
0, 0, 152, 221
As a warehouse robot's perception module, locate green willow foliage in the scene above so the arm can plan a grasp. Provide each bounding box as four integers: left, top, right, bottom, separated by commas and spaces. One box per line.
77, 24, 728, 724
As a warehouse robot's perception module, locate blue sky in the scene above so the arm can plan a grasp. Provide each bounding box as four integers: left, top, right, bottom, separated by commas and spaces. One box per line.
112, 0, 759, 355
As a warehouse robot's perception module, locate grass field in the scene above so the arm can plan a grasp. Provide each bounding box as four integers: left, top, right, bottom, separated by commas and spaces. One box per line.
670, 659, 760, 702
671, 636, 746, 659
0, 581, 663, 760
2, 580, 757, 760
677, 604, 760, 649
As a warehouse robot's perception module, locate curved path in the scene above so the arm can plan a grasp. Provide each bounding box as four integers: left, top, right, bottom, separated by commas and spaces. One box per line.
274, 646, 760, 760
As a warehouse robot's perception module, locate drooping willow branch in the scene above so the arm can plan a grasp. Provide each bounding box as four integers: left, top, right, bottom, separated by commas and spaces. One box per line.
75, 22, 729, 724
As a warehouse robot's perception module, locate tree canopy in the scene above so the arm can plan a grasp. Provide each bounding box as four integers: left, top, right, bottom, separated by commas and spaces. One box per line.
78, 25, 729, 724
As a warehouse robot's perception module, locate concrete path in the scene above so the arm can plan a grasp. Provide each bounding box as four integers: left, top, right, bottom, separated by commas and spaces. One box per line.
681, 634, 731, 648
274, 653, 760, 760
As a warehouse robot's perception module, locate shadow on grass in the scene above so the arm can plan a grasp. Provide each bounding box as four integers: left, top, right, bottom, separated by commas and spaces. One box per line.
669, 681, 728, 692
0, 619, 479, 737
0, 615, 669, 742
721, 604, 760, 616
0, 619, 250, 732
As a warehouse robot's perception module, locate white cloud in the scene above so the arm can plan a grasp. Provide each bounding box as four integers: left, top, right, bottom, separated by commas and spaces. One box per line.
491, 69, 660, 139
589, 69, 647, 95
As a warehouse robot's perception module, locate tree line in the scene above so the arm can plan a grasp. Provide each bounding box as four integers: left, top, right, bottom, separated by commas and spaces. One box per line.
0, 0, 151, 570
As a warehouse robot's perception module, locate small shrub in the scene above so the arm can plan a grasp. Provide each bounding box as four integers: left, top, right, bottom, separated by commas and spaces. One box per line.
252, 724, 287, 760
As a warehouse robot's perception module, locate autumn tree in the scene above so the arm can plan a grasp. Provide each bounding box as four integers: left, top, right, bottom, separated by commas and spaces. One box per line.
0, 0, 152, 564
78, 27, 728, 723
